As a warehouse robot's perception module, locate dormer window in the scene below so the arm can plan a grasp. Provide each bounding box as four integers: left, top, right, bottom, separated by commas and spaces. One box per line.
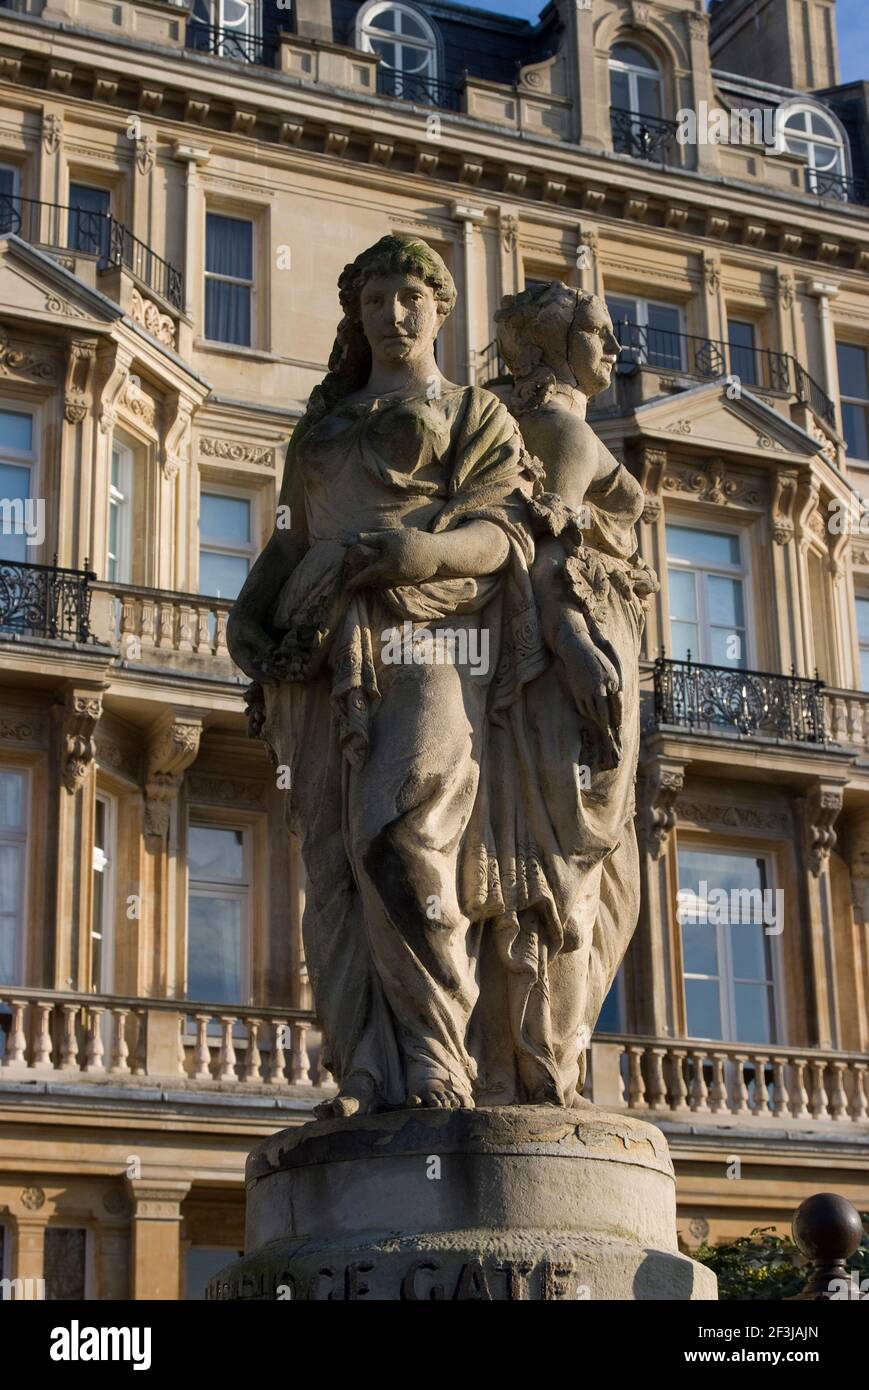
609, 42, 662, 122
191, 0, 261, 61
779, 104, 846, 197
358, 2, 439, 100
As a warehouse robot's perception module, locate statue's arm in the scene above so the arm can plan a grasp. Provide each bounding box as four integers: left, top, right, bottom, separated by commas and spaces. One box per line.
226, 434, 309, 683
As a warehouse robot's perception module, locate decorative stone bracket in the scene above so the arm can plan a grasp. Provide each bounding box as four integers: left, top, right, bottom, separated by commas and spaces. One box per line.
631, 444, 666, 524
798, 781, 845, 877
638, 758, 685, 861
58, 686, 104, 794
144, 711, 202, 839
162, 392, 194, 481
63, 337, 98, 425
770, 471, 799, 545
99, 346, 133, 434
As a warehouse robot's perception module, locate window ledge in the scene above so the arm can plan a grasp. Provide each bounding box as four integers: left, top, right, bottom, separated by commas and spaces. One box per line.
194, 339, 281, 363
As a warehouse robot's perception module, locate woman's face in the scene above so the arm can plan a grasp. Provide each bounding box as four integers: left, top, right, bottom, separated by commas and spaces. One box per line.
566, 298, 620, 396
358, 273, 441, 368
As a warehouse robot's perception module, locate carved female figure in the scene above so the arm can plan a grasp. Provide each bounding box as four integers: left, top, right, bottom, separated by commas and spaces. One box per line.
227, 236, 546, 1116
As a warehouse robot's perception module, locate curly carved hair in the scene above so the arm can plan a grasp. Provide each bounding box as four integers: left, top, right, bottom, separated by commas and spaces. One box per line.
495, 282, 604, 414
303, 235, 456, 425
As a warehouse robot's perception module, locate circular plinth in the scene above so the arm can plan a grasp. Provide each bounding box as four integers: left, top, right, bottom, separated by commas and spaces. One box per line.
209, 1106, 717, 1301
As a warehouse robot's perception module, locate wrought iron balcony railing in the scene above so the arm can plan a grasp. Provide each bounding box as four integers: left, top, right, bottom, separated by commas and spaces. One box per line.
614, 321, 836, 427
0, 557, 96, 643
186, 20, 277, 66
807, 167, 869, 208
653, 654, 827, 744
377, 67, 463, 111
0, 195, 184, 310
610, 107, 678, 162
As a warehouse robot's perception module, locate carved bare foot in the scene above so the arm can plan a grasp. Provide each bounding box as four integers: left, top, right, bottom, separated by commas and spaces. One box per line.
314, 1072, 378, 1120
408, 1079, 474, 1110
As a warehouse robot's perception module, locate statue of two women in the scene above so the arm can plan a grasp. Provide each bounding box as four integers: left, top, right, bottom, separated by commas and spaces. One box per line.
227, 235, 656, 1117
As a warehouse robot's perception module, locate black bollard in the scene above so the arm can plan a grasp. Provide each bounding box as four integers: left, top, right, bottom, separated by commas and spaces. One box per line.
791, 1192, 865, 1300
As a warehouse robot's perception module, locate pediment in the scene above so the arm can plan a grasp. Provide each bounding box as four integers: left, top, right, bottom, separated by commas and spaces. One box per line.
630, 381, 826, 463
0, 234, 121, 331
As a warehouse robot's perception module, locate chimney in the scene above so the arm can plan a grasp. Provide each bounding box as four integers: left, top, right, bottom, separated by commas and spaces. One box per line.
709, 0, 840, 91
293, 0, 335, 45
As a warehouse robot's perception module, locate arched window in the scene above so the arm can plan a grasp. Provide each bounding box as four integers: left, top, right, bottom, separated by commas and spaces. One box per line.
191, 1, 262, 62
779, 104, 847, 197
609, 42, 662, 121
358, 2, 439, 100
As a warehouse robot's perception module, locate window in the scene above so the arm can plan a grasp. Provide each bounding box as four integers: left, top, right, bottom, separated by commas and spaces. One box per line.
187, 824, 249, 1003
780, 104, 846, 196
67, 183, 111, 260
596, 967, 625, 1034
44, 1228, 88, 1301
666, 524, 748, 668
609, 42, 662, 120
199, 489, 254, 599
0, 406, 35, 564
191, 1, 261, 59
727, 319, 759, 388
205, 212, 254, 347
359, 2, 438, 97
0, 768, 27, 984
856, 598, 869, 691
837, 342, 869, 462
677, 848, 778, 1045
186, 1246, 243, 1300
91, 795, 115, 994
107, 440, 133, 584
606, 295, 683, 371
0, 164, 20, 236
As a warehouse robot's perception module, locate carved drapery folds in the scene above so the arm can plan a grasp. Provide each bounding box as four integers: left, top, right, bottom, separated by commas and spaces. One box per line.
144, 712, 202, 838
639, 759, 685, 860
799, 781, 844, 877
59, 686, 104, 794
63, 337, 98, 424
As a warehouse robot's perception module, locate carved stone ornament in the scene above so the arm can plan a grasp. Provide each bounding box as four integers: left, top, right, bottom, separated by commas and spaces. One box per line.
63, 338, 98, 425
130, 288, 176, 349
639, 761, 685, 860
42, 112, 63, 154
770, 473, 798, 545
199, 436, 274, 468
59, 688, 104, 794
144, 713, 202, 838
799, 783, 844, 877
0, 327, 56, 382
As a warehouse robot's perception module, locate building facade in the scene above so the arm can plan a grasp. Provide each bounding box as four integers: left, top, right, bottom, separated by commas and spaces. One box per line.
0, 0, 867, 1299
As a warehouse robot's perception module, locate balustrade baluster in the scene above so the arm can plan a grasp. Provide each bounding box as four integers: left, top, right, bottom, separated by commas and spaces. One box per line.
626, 1045, 646, 1108
193, 1014, 212, 1080
33, 1001, 53, 1072
3, 999, 27, 1070
217, 1017, 238, 1081
751, 1055, 770, 1115
771, 1056, 789, 1117
110, 1009, 130, 1075
829, 1061, 848, 1120
267, 1020, 288, 1085
668, 1048, 689, 1110
647, 1047, 668, 1111
731, 1054, 750, 1114
133, 1008, 148, 1076
809, 1059, 829, 1119
59, 1003, 79, 1071
790, 1058, 810, 1117
688, 1050, 709, 1112
851, 1062, 868, 1122
709, 1052, 728, 1113
291, 1021, 312, 1086
243, 1018, 262, 1084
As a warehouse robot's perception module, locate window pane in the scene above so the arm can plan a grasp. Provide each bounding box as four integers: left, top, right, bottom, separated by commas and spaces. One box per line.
44, 1228, 86, 1300
0, 845, 24, 981
596, 974, 622, 1032
189, 825, 245, 882
646, 304, 681, 368
205, 213, 253, 280
842, 401, 869, 461
685, 978, 723, 1039
668, 568, 698, 623
187, 894, 243, 1002
199, 551, 249, 600
67, 185, 110, 257
0, 770, 25, 827
0, 461, 30, 564
0, 409, 33, 453
205, 278, 251, 347
606, 296, 638, 325
609, 68, 630, 110
201, 494, 250, 545
670, 621, 699, 662
637, 73, 661, 119
709, 625, 746, 668
370, 8, 397, 32
856, 598, 869, 643
666, 525, 740, 567
612, 43, 656, 70
707, 575, 744, 627
837, 343, 869, 400
859, 646, 869, 693
734, 983, 774, 1044
681, 918, 719, 978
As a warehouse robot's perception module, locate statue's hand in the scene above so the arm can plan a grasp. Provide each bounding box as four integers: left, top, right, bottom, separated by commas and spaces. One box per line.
554, 611, 622, 743
226, 611, 278, 685
345, 529, 442, 591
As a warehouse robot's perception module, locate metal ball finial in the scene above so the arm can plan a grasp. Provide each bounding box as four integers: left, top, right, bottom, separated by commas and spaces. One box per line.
792, 1193, 864, 1299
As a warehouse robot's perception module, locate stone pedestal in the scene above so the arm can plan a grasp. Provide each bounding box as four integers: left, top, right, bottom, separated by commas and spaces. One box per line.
209, 1106, 717, 1301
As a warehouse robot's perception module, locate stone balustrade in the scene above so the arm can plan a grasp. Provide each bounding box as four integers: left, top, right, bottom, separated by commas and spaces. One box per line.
586, 1036, 869, 1124
826, 688, 869, 757
0, 990, 331, 1090
91, 582, 242, 678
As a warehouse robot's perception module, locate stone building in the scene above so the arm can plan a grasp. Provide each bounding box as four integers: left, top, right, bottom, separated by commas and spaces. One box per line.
0, 0, 867, 1299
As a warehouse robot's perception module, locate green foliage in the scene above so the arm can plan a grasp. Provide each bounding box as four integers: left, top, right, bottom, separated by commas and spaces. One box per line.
691, 1217, 869, 1301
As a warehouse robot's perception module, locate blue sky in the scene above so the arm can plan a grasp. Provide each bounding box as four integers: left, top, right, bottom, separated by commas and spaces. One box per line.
463, 0, 868, 85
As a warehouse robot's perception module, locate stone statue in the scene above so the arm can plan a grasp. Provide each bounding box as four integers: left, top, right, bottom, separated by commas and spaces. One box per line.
227, 240, 655, 1118
218, 245, 717, 1304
